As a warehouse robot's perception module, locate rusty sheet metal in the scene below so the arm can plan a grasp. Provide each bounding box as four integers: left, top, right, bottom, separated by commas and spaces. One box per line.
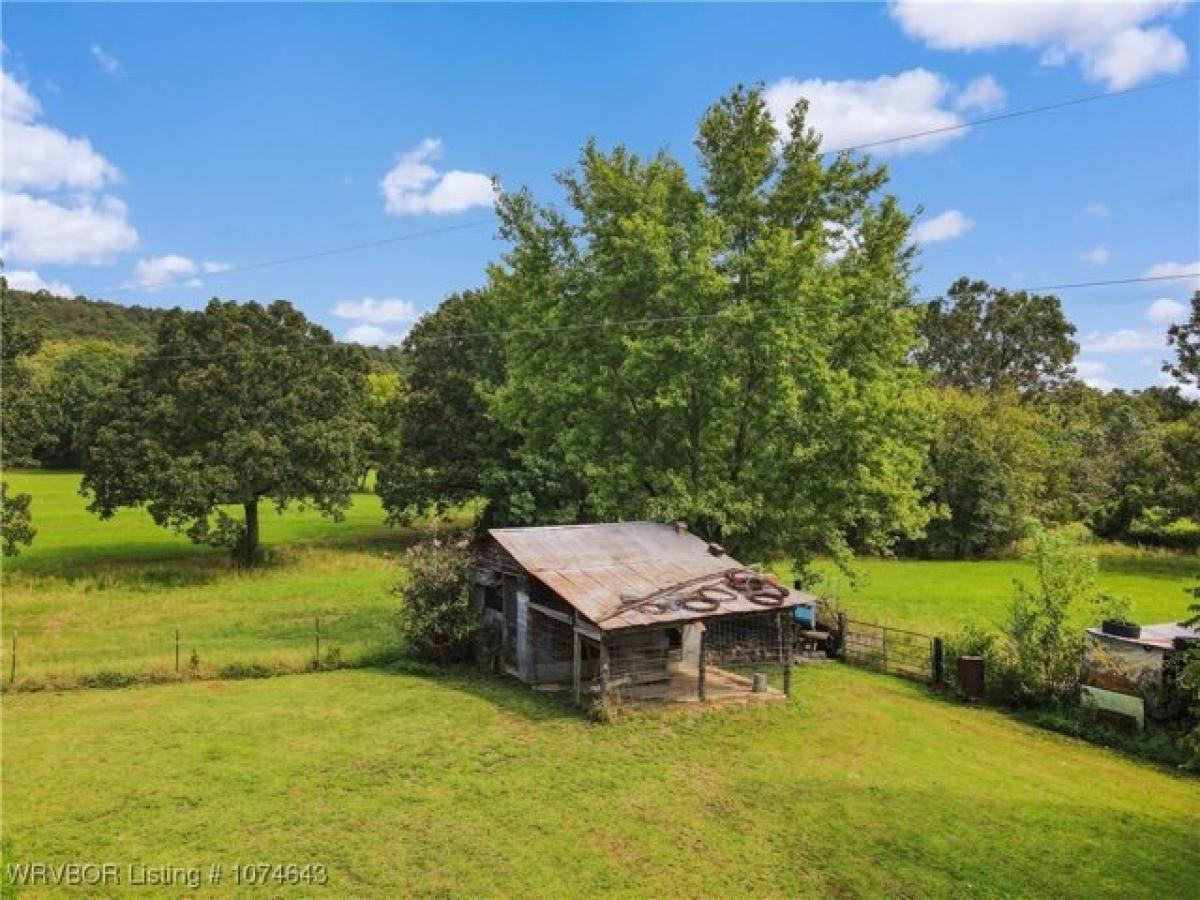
488, 522, 814, 631
1086, 621, 1200, 651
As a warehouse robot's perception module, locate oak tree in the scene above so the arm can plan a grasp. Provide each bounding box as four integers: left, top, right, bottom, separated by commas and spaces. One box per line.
1164, 290, 1200, 387
917, 278, 1079, 393
82, 299, 369, 564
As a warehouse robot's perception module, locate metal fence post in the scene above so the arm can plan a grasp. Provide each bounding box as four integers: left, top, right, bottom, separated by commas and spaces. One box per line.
175, 628, 180, 674
933, 636, 944, 685
314, 617, 321, 669
697, 625, 707, 702
9, 630, 16, 684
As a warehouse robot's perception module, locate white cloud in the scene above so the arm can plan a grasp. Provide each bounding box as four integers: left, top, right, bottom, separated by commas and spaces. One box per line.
1, 70, 39, 122
765, 69, 974, 155
2, 192, 137, 265
913, 209, 973, 243
1083, 24, 1188, 90
90, 45, 121, 75
126, 254, 229, 291
1075, 359, 1118, 391
345, 323, 408, 347
1081, 246, 1110, 266
2, 119, 120, 192
890, 1, 1188, 90
1143, 260, 1200, 291
1084, 201, 1110, 219
1147, 297, 1186, 324
380, 139, 496, 215
0, 66, 137, 266
333, 296, 419, 324
955, 74, 1007, 112
4, 268, 74, 296
1080, 328, 1164, 355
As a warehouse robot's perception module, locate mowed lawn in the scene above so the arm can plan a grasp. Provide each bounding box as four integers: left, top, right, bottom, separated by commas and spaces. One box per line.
1, 471, 451, 682
4, 664, 1198, 898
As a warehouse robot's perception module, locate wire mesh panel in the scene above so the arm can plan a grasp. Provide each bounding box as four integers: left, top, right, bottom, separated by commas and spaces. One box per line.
701, 611, 790, 700
529, 608, 575, 684
605, 628, 679, 702
705, 612, 788, 666
842, 620, 934, 682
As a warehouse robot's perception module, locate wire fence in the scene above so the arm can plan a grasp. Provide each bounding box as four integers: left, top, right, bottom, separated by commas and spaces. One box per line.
1, 619, 399, 690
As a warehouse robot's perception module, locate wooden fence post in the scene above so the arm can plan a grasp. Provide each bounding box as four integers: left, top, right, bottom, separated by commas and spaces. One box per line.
933, 637, 945, 685
9, 630, 16, 685
597, 639, 610, 707
572, 613, 582, 707
781, 612, 793, 698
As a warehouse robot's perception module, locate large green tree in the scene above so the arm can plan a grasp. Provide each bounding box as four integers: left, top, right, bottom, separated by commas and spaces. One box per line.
24, 339, 134, 468
486, 86, 932, 562
82, 299, 369, 564
1164, 290, 1200, 387
377, 290, 535, 524
917, 278, 1079, 393
1, 279, 40, 555
918, 389, 1053, 558
1, 277, 45, 467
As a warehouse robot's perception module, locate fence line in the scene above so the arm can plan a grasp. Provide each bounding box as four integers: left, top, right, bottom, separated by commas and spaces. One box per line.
838, 615, 944, 684
2, 619, 399, 688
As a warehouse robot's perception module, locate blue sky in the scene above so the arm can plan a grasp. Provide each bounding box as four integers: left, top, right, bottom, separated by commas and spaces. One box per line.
2, 2, 1198, 391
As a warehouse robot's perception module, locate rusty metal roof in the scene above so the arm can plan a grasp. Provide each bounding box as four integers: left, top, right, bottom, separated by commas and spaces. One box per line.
488, 522, 813, 631
1086, 621, 1200, 651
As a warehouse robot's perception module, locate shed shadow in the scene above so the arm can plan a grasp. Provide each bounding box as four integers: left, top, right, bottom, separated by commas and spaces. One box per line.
372, 659, 586, 723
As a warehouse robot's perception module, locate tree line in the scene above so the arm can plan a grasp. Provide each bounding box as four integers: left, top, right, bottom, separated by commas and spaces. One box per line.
2, 85, 1198, 568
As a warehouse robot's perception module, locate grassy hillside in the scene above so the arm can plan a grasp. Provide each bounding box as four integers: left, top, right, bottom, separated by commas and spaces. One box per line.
4, 664, 1197, 898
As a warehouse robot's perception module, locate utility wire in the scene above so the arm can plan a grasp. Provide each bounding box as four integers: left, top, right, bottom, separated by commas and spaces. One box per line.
80, 75, 1198, 297
139, 271, 1200, 361
91, 219, 497, 297
823, 74, 1198, 156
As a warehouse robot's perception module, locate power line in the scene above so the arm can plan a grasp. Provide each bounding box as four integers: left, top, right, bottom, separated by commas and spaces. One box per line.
823, 74, 1198, 156
140, 270, 1200, 361
80, 75, 1198, 297
94, 218, 497, 297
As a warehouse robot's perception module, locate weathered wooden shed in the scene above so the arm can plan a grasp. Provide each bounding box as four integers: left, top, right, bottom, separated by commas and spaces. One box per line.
473, 521, 815, 705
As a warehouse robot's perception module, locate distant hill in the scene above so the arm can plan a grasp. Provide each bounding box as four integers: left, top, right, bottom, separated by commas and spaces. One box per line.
1, 286, 169, 347
1, 283, 404, 367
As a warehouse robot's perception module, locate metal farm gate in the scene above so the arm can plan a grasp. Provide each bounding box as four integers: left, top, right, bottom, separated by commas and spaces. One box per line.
841, 619, 943, 683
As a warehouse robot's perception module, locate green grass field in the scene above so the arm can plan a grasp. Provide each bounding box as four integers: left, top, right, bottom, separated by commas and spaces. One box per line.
4, 664, 1197, 898
1, 471, 449, 683
805, 546, 1198, 635
3, 471, 1197, 683
4, 471, 1198, 896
